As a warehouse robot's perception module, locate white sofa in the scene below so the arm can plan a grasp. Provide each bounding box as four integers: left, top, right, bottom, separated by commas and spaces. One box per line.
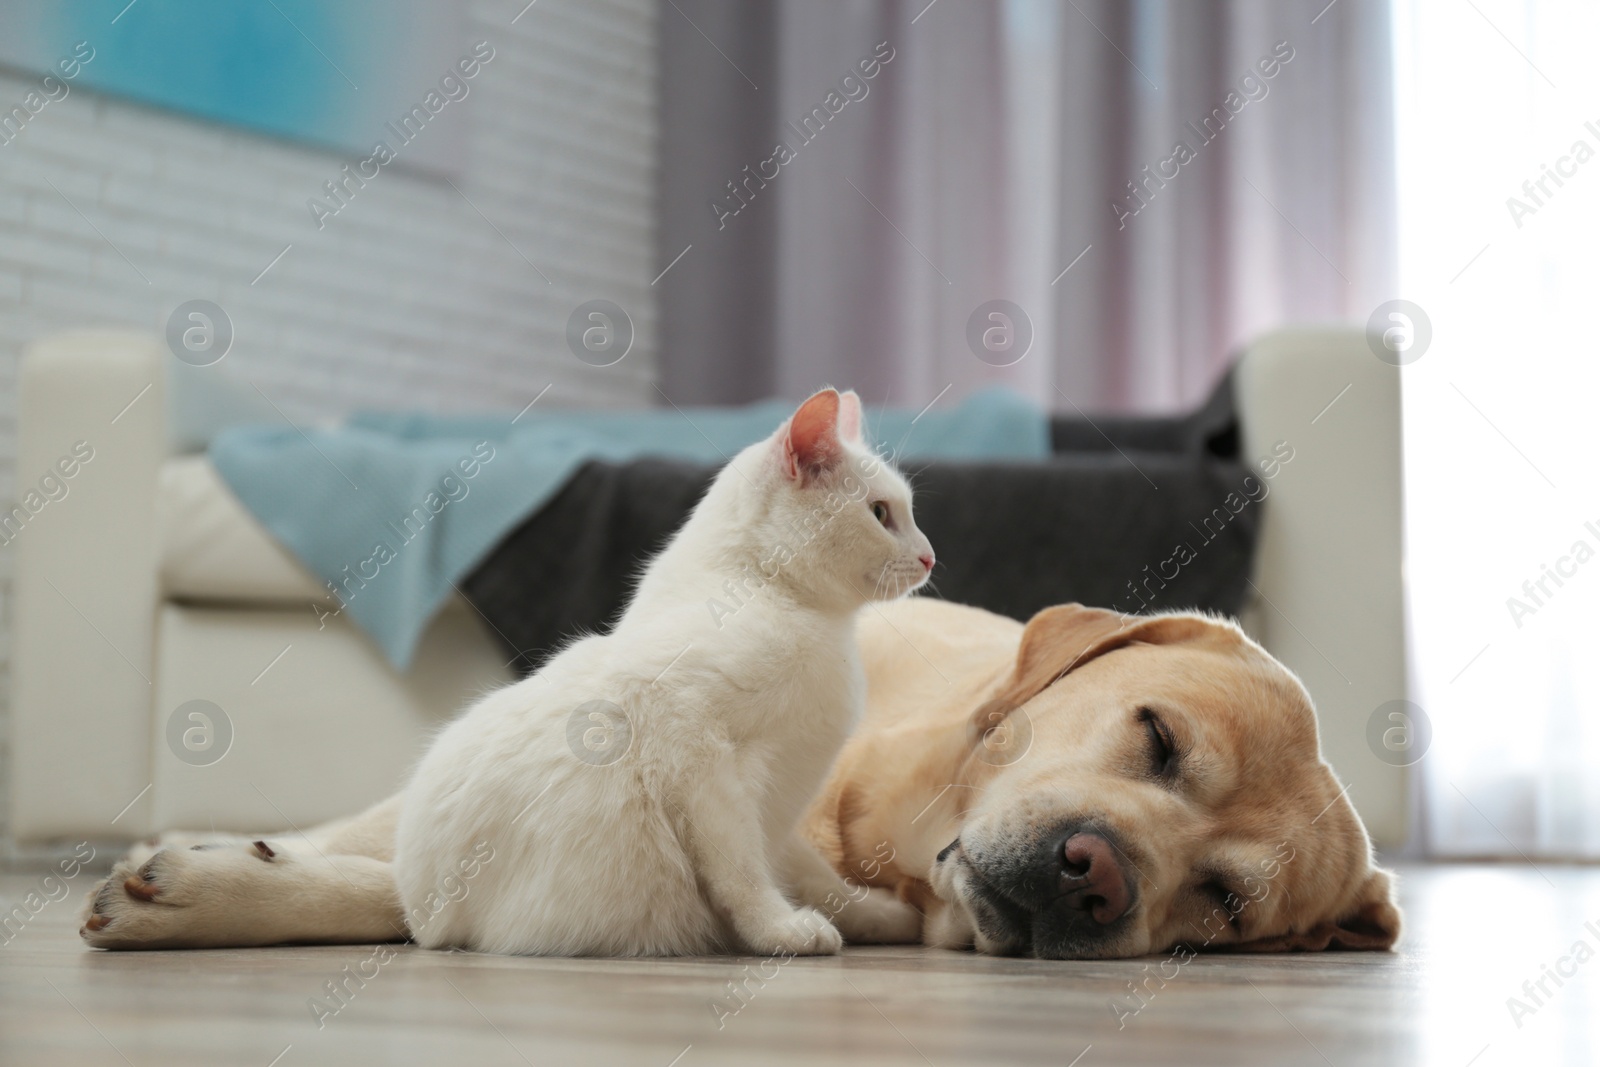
9, 327, 1408, 852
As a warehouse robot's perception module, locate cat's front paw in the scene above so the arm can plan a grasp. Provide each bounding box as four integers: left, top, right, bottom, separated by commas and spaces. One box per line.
742, 906, 843, 956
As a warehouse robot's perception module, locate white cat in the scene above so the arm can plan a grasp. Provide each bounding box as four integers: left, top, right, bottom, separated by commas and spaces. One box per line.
392, 388, 935, 956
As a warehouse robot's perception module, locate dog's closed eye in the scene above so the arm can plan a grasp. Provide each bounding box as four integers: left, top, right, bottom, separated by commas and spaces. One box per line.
1139, 708, 1179, 779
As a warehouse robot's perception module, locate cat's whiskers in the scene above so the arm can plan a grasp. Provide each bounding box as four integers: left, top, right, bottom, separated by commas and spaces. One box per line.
871, 561, 891, 603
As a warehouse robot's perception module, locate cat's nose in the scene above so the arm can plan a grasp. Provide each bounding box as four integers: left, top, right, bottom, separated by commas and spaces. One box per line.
918, 553, 935, 572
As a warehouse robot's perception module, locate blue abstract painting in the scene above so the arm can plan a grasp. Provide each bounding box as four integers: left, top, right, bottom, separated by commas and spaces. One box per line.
0, 0, 469, 173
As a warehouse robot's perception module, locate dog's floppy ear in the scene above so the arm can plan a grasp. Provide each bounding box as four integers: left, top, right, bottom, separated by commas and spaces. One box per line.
967, 605, 1217, 748
1226, 869, 1402, 953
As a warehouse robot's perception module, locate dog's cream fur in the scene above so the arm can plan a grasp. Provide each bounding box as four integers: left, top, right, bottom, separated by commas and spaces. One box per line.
807, 599, 1402, 958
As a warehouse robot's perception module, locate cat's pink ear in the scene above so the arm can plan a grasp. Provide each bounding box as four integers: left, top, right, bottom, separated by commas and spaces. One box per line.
838, 390, 864, 443
783, 389, 844, 482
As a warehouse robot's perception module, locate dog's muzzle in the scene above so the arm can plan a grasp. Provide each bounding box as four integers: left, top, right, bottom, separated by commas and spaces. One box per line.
934, 823, 1139, 958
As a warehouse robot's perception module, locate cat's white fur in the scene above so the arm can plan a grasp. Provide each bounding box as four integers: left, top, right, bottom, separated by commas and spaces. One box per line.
391, 388, 934, 956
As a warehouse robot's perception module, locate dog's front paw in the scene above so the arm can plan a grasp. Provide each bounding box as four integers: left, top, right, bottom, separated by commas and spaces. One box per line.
742, 906, 843, 956
81, 850, 186, 947
921, 897, 976, 951
835, 886, 922, 944
118, 830, 253, 870
80, 841, 279, 949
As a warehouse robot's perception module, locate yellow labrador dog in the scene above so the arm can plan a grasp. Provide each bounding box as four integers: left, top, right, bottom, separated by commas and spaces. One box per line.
809, 599, 1400, 958
81, 599, 1399, 959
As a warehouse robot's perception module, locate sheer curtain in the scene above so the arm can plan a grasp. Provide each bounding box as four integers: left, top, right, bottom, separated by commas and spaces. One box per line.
1396, 0, 1600, 857
658, 0, 1396, 413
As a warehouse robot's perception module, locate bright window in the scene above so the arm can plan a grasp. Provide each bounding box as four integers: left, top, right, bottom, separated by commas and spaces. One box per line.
1395, 0, 1600, 857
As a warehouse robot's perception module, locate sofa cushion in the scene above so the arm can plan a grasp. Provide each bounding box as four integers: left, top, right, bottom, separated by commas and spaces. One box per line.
159, 456, 334, 604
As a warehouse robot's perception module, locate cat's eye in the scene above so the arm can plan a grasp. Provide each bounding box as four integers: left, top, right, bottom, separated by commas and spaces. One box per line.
871, 501, 891, 527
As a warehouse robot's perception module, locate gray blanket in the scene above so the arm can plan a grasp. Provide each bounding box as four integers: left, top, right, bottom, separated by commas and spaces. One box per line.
462, 373, 1259, 676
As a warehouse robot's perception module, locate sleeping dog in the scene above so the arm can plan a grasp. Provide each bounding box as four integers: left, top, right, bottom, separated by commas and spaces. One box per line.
81, 599, 1399, 958
808, 599, 1400, 958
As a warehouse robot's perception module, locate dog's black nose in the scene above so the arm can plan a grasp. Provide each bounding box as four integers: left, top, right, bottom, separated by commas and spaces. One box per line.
956, 824, 1141, 957
1058, 832, 1131, 924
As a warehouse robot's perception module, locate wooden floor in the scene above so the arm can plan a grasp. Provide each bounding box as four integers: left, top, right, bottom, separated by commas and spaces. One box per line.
1, 863, 1595, 1066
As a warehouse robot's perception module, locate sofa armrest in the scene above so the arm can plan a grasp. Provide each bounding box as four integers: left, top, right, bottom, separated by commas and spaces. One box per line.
1234, 327, 1407, 847
12, 330, 167, 844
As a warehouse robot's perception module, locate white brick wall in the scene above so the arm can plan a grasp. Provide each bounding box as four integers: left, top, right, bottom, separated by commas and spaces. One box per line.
0, 0, 660, 844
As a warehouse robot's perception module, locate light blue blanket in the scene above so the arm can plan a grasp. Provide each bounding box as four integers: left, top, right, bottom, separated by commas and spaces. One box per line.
210, 388, 1049, 668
